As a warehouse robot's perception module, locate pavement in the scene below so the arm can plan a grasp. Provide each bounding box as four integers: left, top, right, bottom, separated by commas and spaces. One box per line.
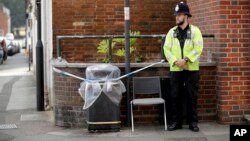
0, 50, 230, 141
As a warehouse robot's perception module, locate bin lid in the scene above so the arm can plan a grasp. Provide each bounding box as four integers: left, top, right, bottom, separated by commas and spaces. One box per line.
86, 64, 120, 80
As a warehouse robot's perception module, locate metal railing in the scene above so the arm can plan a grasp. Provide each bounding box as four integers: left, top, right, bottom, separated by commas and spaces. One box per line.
55, 33, 215, 127
56, 34, 215, 63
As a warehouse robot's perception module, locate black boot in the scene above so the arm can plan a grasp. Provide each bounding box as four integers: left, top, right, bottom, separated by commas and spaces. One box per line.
189, 122, 199, 132
167, 122, 182, 131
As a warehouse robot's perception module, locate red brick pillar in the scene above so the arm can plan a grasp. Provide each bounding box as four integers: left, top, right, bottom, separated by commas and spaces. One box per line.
0, 6, 9, 35
187, 0, 250, 123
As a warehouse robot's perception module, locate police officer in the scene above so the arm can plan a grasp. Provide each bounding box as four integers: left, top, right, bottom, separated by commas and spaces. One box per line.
164, 2, 203, 132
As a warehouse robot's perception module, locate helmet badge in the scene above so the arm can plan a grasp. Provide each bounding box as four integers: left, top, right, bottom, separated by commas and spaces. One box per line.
175, 5, 179, 12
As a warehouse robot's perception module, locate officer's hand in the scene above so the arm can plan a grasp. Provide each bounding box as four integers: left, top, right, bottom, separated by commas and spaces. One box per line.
175, 59, 187, 69
182, 64, 188, 70
174, 60, 182, 67
175, 59, 185, 67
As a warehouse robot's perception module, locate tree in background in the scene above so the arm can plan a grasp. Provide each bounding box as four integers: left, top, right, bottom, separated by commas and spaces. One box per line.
0, 0, 25, 33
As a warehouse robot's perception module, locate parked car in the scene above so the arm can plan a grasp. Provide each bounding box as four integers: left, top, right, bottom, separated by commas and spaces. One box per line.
5, 33, 14, 40
5, 33, 19, 56
6, 40, 20, 56
21, 38, 26, 49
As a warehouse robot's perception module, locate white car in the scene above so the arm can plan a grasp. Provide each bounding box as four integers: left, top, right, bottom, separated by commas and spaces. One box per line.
5, 33, 14, 40
5, 33, 19, 56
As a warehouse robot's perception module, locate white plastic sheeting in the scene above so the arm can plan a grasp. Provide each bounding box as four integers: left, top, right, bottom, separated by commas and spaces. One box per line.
79, 64, 126, 109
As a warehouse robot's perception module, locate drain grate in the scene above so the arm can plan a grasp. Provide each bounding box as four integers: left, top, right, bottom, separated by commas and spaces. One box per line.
0, 124, 18, 129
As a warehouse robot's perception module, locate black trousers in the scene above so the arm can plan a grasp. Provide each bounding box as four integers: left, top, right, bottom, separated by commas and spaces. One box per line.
169, 70, 199, 125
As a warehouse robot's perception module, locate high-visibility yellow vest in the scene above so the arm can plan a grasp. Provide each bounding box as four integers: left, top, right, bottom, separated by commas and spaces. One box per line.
164, 24, 203, 71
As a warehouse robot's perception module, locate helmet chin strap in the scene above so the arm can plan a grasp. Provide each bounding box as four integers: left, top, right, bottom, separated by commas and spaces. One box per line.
177, 16, 188, 28
177, 16, 186, 26
178, 21, 185, 26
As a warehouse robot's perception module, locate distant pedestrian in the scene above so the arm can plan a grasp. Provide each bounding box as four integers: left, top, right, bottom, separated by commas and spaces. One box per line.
0, 39, 7, 61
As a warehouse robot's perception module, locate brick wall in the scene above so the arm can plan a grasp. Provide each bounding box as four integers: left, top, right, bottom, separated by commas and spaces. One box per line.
187, 0, 250, 123
187, 0, 219, 62
53, 65, 216, 128
53, 68, 84, 127
52, 0, 250, 127
0, 5, 9, 36
52, 0, 182, 63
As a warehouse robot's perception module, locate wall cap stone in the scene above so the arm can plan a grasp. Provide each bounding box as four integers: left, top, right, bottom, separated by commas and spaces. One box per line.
52, 59, 217, 68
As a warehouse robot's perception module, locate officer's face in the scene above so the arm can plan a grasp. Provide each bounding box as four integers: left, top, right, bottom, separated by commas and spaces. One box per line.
176, 13, 187, 25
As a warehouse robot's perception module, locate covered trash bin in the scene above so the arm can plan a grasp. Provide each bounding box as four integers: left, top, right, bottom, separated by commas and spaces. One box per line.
79, 64, 126, 132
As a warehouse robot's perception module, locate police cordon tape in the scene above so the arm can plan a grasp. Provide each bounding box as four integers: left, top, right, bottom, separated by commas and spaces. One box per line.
53, 59, 165, 82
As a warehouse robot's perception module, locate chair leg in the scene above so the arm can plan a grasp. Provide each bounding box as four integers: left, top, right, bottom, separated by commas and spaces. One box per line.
131, 101, 134, 132
164, 102, 167, 130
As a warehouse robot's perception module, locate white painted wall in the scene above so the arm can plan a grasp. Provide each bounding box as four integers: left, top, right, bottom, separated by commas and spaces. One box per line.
27, 0, 37, 75
41, 0, 54, 108
28, 0, 53, 108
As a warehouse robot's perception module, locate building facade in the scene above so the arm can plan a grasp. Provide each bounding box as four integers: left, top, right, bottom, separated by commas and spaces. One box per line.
0, 4, 11, 36
187, 0, 250, 123
28, 0, 250, 127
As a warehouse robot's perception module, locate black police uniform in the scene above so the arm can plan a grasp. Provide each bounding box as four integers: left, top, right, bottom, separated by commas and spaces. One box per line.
168, 2, 200, 132
169, 24, 199, 127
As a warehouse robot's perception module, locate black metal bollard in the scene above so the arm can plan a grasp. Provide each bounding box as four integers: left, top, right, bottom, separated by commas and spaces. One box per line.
36, 40, 44, 111
36, 0, 44, 111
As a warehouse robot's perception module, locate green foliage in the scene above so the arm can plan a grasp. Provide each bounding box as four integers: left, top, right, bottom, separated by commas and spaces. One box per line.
97, 31, 143, 63
114, 48, 125, 57
97, 38, 116, 62
102, 58, 109, 63
130, 31, 140, 47
135, 54, 143, 63
0, 0, 26, 31
112, 31, 140, 47
114, 47, 135, 57
112, 38, 124, 44
97, 40, 115, 54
